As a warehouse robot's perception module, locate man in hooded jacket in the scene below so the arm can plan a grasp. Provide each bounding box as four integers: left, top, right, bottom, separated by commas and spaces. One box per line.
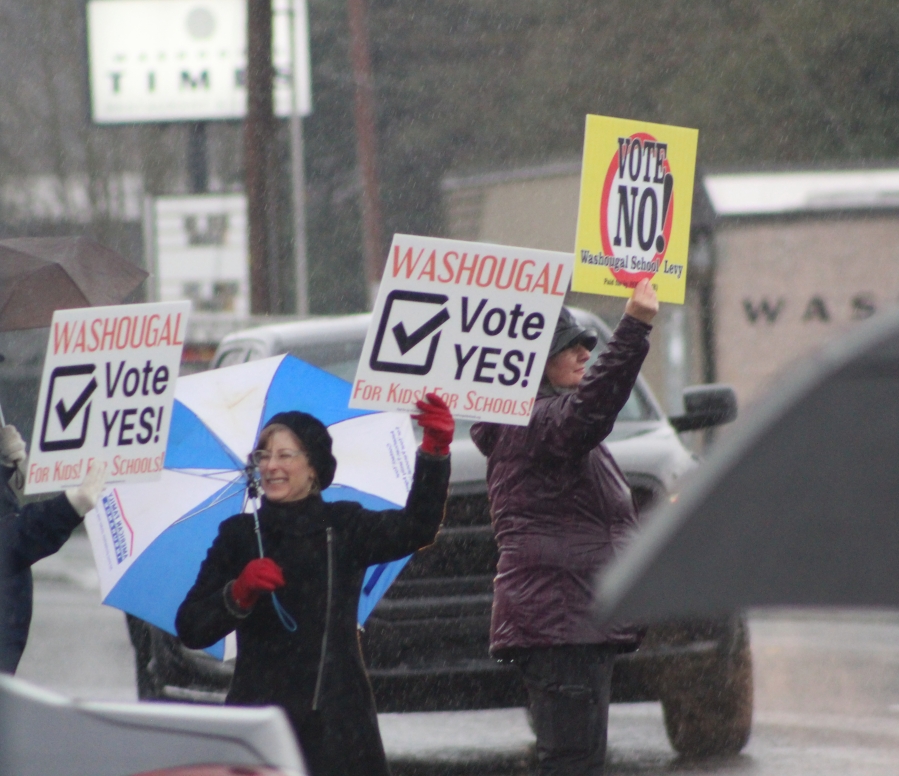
471, 279, 658, 775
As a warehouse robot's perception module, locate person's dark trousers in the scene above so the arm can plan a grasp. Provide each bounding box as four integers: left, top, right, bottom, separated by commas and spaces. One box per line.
516, 644, 617, 776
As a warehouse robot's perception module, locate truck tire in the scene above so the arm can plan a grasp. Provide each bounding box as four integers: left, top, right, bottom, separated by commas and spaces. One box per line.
660, 620, 753, 757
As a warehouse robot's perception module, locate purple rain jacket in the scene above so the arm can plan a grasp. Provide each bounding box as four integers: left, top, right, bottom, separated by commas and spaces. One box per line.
470, 314, 652, 653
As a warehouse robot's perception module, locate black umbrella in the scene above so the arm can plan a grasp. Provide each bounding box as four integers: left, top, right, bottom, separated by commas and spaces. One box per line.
0, 236, 148, 425
596, 306, 899, 623
0, 236, 147, 332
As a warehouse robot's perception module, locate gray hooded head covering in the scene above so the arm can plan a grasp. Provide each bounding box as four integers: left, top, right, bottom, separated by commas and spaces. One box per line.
548, 307, 598, 358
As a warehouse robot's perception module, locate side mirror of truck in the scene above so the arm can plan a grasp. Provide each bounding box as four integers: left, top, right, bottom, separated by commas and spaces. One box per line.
668, 384, 738, 433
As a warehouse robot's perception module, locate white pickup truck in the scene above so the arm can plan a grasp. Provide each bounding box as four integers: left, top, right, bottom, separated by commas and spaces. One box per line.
127, 308, 748, 758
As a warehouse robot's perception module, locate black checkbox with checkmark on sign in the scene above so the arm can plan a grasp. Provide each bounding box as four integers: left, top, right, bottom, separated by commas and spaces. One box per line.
370, 290, 450, 375
39, 364, 98, 452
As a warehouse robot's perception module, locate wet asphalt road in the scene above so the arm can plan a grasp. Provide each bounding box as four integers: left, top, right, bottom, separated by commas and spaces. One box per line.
16, 530, 899, 775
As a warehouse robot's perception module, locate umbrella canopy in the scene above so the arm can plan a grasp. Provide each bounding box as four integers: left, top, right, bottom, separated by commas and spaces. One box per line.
84, 354, 418, 659
596, 306, 899, 624
0, 236, 147, 332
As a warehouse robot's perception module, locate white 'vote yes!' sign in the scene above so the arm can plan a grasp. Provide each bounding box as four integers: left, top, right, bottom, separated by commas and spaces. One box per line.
26, 301, 190, 495
350, 234, 572, 426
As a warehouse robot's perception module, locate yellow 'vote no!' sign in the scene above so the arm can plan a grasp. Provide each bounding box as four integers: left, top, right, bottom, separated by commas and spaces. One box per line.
572, 115, 698, 305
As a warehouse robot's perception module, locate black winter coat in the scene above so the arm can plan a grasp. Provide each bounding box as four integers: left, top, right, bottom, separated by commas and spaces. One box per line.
0, 464, 83, 672
176, 452, 450, 776
471, 314, 651, 653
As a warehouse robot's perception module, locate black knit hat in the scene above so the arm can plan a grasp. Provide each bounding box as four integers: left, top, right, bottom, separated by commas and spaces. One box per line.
549, 307, 598, 358
260, 411, 337, 490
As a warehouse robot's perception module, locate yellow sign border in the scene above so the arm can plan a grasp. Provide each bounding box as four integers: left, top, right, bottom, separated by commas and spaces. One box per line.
572, 115, 698, 304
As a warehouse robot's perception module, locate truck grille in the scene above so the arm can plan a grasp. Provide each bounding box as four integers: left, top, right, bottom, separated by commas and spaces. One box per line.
361, 492, 496, 672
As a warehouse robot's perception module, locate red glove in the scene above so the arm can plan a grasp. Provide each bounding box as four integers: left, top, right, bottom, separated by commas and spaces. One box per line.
412, 392, 454, 456
231, 558, 285, 610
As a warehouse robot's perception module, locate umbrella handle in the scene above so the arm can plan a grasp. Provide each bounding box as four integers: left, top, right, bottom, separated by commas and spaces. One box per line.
245, 458, 266, 557
251, 507, 265, 559
248, 487, 297, 633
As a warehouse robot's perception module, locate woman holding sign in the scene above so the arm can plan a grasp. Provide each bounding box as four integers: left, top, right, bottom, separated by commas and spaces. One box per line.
176, 396, 452, 776
471, 279, 658, 776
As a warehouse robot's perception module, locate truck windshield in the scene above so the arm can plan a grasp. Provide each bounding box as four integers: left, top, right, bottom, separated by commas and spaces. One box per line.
287, 335, 653, 423
287, 339, 366, 383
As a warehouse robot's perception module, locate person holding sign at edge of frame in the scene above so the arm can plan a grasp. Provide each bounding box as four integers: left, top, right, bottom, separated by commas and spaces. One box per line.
176, 394, 453, 776
471, 278, 659, 776
0, 422, 107, 673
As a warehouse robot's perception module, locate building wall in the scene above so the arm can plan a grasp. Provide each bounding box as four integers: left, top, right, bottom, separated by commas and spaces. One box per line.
713, 214, 899, 408
479, 175, 582, 252
444, 164, 580, 249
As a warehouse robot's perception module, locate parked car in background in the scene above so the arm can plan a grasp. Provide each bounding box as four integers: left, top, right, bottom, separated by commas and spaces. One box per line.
128, 309, 749, 758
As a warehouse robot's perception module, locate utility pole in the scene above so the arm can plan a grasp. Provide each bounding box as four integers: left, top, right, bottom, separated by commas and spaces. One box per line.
288, 0, 309, 317
245, 0, 277, 314
347, 0, 385, 306
187, 122, 208, 194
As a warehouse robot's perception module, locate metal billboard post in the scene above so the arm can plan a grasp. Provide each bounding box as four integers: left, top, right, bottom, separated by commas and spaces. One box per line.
245, 0, 276, 315
288, 0, 309, 318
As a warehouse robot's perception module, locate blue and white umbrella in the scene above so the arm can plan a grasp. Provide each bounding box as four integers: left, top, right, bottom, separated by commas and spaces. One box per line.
84, 354, 417, 659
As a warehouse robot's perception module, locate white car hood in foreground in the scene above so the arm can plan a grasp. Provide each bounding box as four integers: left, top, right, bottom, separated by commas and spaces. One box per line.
0, 674, 306, 776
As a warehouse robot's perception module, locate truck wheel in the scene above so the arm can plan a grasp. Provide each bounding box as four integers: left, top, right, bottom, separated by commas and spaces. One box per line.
660, 624, 753, 757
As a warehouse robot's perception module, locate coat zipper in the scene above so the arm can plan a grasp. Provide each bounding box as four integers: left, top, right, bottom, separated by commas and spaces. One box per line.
312, 526, 333, 711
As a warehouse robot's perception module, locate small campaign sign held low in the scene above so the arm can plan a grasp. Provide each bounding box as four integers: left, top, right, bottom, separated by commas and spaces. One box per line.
25, 301, 190, 495
573, 114, 698, 305
350, 235, 572, 425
